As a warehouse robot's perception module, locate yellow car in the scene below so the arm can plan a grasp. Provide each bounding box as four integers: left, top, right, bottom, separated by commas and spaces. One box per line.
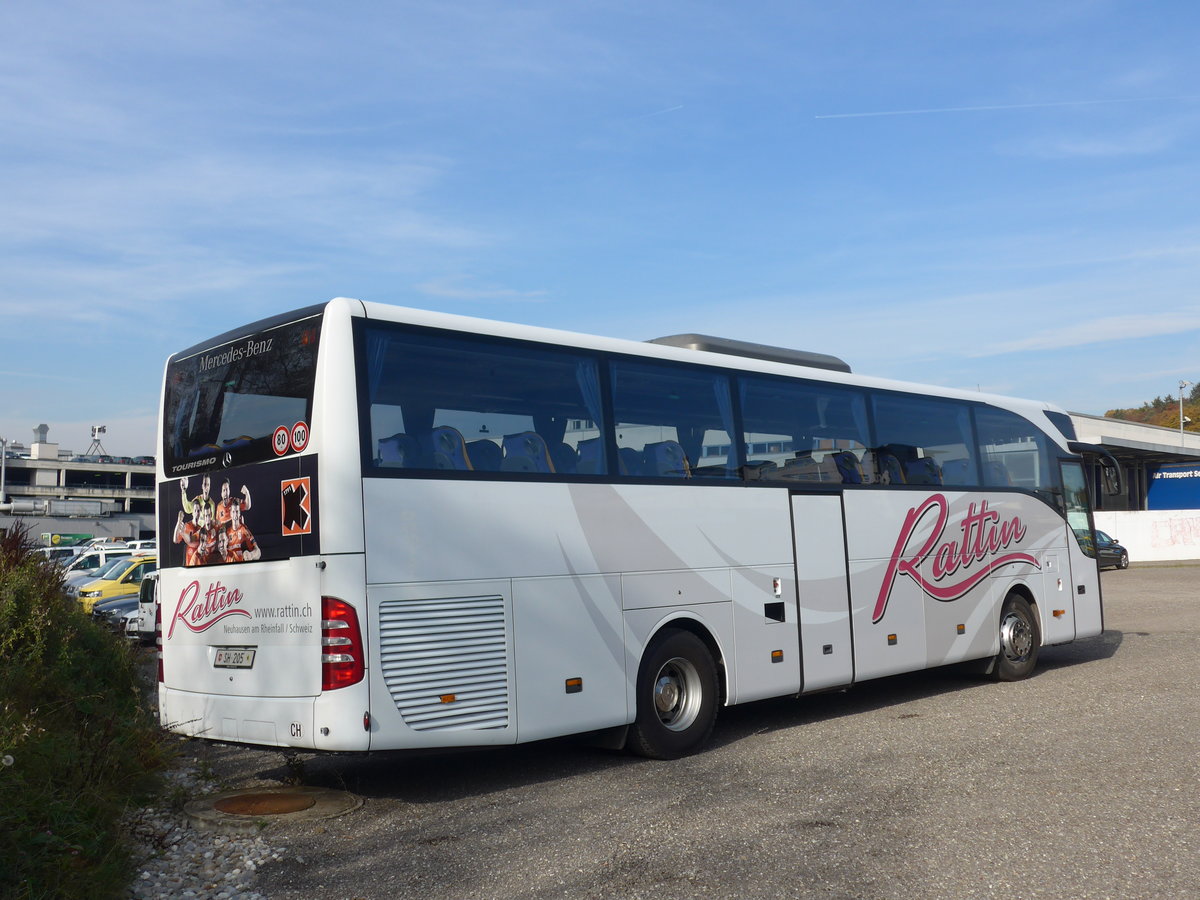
76, 556, 157, 613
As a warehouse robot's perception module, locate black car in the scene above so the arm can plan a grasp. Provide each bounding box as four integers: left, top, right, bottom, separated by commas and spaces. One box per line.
92, 593, 140, 633
1095, 530, 1130, 570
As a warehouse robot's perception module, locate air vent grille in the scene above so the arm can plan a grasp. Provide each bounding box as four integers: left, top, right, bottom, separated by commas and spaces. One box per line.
379, 595, 510, 732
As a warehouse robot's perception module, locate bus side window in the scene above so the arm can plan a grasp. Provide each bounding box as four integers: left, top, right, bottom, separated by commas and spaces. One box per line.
871, 395, 977, 487
976, 407, 1052, 490
364, 325, 607, 478
610, 361, 737, 480
739, 375, 869, 485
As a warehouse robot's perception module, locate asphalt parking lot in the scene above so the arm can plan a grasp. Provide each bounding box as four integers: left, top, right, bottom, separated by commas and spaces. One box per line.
189, 565, 1200, 900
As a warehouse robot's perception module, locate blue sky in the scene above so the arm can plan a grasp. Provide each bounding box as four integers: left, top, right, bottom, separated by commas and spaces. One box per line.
3, 1, 1200, 456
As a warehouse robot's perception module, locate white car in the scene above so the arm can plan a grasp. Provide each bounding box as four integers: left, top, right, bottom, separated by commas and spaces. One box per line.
63, 547, 134, 580
136, 572, 159, 645
35, 546, 84, 564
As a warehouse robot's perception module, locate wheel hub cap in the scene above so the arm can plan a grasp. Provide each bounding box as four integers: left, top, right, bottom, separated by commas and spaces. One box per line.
655, 677, 681, 714
652, 657, 702, 731
1001, 612, 1032, 661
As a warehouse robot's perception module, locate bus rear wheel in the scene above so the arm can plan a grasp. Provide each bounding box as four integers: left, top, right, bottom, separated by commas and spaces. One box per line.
627, 629, 718, 759
994, 594, 1040, 681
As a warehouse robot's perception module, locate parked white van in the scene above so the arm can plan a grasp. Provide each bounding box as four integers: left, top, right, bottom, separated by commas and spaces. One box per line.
61, 547, 135, 586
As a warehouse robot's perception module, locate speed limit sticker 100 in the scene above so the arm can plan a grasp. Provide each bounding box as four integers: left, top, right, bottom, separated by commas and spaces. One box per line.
290, 421, 309, 453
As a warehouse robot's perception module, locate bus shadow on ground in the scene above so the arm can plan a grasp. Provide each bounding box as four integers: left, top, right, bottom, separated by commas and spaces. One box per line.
713, 627, 1123, 745
205, 630, 1123, 804
1038, 627, 1124, 671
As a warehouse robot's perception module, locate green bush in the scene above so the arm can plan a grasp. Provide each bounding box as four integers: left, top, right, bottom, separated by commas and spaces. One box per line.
0, 525, 170, 900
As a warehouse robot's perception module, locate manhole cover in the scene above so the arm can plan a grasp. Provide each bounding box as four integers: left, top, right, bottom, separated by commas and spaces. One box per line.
186, 786, 362, 833
213, 792, 317, 816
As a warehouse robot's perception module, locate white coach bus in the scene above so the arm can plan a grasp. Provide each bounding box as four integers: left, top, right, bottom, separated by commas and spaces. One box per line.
157, 298, 1119, 758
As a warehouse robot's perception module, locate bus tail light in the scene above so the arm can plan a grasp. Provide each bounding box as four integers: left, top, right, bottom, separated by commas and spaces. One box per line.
156, 599, 164, 683
321, 596, 365, 691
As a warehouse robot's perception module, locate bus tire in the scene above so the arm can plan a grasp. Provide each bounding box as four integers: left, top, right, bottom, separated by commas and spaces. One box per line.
627, 629, 719, 759
994, 594, 1040, 682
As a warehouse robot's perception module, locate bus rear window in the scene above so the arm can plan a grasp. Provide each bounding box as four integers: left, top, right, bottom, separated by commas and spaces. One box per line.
162, 314, 322, 476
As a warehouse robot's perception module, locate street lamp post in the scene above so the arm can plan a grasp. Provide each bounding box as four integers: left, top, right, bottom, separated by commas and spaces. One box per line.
0, 436, 7, 504
1181, 380, 1193, 440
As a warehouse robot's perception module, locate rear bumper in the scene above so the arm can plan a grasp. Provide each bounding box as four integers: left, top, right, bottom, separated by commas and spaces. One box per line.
158, 687, 371, 751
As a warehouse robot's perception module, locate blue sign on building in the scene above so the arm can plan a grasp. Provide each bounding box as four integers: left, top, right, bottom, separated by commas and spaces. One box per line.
1147, 463, 1200, 510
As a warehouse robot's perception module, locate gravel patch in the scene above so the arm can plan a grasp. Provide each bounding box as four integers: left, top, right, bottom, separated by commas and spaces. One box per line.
123, 763, 288, 900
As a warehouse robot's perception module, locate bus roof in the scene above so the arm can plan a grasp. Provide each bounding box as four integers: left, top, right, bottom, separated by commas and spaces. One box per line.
177, 297, 1070, 445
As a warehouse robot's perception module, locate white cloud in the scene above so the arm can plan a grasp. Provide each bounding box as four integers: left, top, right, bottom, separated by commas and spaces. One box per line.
1004, 126, 1179, 159
983, 312, 1200, 355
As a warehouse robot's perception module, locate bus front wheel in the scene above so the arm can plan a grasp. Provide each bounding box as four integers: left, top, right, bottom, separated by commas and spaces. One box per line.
627, 629, 719, 759
994, 594, 1040, 681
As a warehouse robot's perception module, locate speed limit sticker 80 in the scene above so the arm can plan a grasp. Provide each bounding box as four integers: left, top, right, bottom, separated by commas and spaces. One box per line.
272, 426, 291, 455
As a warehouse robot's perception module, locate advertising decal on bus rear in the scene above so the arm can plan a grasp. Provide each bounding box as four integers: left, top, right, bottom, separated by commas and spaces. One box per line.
165, 575, 315, 641
158, 455, 320, 570
167, 579, 248, 638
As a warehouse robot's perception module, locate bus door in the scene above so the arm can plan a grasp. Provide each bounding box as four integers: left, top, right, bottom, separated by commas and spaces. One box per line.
1058, 460, 1102, 638
790, 493, 854, 692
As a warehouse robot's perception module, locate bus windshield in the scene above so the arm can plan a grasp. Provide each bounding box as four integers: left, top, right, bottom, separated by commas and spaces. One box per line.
162, 313, 321, 476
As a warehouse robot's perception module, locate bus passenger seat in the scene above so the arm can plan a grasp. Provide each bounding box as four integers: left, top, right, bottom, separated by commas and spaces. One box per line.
831, 450, 864, 484
549, 441, 578, 474
617, 447, 643, 476
780, 453, 823, 482
501, 432, 556, 473
905, 457, 942, 485
576, 438, 604, 474
644, 441, 691, 478
431, 426, 473, 470
984, 461, 1012, 486
466, 439, 503, 471
876, 451, 907, 485
742, 460, 779, 481
858, 450, 879, 483
941, 458, 969, 484
378, 433, 421, 467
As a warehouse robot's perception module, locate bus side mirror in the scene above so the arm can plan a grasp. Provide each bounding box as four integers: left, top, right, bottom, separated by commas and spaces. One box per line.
1101, 461, 1122, 496
1067, 442, 1122, 496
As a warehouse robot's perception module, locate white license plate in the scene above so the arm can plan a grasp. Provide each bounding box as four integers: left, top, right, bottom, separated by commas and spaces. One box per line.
214, 648, 256, 669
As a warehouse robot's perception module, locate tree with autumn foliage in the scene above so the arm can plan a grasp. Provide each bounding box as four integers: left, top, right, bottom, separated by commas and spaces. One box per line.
1106, 382, 1200, 432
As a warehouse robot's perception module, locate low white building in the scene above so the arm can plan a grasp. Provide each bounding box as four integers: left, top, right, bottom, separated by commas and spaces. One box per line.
0, 427, 154, 542
1072, 413, 1200, 563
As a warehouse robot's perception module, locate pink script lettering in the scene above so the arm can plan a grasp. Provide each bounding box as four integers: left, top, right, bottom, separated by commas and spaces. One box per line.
873, 494, 1038, 623
167, 579, 249, 639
